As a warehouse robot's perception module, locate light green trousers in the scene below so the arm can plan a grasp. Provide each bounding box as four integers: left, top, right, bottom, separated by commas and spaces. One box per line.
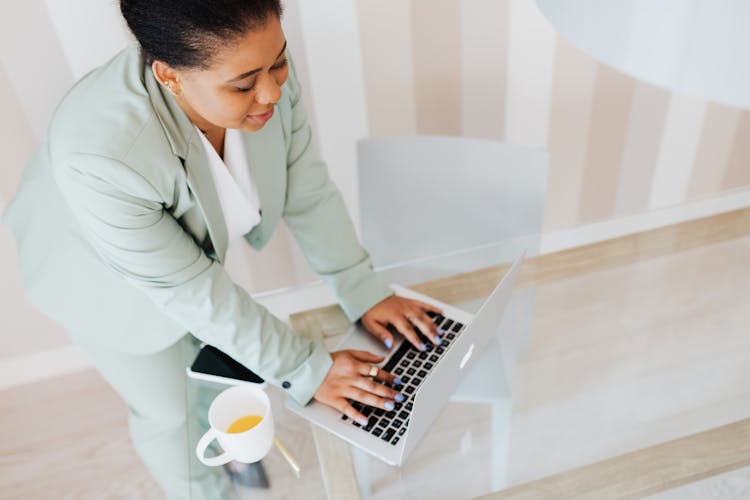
79, 334, 235, 499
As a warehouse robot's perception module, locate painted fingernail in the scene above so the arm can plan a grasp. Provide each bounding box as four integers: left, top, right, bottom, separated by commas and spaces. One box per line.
394, 393, 405, 403
384, 402, 395, 411
394, 377, 403, 385
384, 338, 393, 349
435, 336, 443, 345
437, 327, 445, 334
359, 417, 368, 426
420, 342, 427, 351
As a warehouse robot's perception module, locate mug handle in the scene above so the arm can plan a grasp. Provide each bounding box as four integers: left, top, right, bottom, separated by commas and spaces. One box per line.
195, 428, 233, 466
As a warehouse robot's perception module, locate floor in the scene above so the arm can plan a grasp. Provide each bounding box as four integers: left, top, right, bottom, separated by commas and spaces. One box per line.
0, 367, 328, 500
0, 370, 161, 499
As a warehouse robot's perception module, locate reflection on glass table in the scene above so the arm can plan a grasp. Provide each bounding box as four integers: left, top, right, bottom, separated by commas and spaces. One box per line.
285, 253, 525, 471
289, 217, 750, 499
186, 372, 326, 499
324, 249, 536, 500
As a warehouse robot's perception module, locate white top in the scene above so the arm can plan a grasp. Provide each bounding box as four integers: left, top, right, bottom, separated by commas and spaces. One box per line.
195, 127, 262, 242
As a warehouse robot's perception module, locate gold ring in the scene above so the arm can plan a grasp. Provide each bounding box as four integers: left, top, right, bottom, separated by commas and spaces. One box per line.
368, 365, 378, 377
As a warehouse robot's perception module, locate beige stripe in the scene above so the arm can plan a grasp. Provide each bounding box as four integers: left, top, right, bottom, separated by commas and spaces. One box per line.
411, 0, 462, 135
721, 111, 750, 191
687, 103, 742, 198
578, 65, 636, 224
0, 63, 36, 202
543, 36, 598, 231
614, 82, 670, 216
357, 0, 417, 137
460, 0, 509, 139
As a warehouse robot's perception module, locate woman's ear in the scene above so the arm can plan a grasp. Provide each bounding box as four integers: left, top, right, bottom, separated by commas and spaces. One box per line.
152, 60, 182, 96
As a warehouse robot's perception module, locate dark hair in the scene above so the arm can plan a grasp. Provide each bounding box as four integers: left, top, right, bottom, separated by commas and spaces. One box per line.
120, 0, 283, 69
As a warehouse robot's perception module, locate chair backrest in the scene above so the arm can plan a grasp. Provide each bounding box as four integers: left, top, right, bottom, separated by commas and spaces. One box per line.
357, 136, 549, 268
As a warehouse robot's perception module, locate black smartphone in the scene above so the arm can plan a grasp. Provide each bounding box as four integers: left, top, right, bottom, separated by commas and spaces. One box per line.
186, 344, 265, 386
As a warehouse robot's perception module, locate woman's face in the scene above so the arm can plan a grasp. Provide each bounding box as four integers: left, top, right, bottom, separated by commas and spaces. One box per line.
159, 14, 289, 133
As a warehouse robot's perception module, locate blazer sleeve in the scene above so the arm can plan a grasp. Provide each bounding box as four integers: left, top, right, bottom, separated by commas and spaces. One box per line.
53, 152, 332, 405
281, 58, 393, 322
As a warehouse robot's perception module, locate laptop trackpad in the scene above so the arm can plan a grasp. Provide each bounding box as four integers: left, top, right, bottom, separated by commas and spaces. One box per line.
337, 322, 394, 362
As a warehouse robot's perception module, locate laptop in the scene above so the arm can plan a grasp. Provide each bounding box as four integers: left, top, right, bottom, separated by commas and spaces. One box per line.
285, 254, 524, 466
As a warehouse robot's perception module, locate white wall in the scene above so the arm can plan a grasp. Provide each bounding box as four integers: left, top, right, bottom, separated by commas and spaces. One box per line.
0, 0, 132, 363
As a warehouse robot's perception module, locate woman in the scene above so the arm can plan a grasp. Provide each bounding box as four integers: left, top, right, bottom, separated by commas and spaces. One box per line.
3, 0, 445, 497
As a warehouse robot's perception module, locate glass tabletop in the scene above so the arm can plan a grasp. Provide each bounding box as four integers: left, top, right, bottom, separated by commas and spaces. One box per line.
339, 230, 750, 499
186, 217, 750, 499
186, 373, 329, 499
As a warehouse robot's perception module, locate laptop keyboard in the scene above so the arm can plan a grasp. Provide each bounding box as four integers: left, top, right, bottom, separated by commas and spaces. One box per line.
340, 312, 465, 446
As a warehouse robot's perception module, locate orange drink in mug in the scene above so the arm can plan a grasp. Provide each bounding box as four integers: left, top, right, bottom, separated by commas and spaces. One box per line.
196, 385, 275, 465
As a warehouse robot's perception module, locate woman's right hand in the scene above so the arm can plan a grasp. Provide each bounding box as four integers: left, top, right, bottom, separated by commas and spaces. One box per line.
313, 350, 405, 425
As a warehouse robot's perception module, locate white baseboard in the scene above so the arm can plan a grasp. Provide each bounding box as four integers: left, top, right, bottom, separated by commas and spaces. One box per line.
2, 188, 748, 391
540, 188, 750, 254
0, 344, 92, 391
0, 288, 338, 391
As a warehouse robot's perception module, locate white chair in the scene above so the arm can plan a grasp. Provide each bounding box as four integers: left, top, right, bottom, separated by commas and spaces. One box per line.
354, 136, 549, 489
357, 136, 548, 275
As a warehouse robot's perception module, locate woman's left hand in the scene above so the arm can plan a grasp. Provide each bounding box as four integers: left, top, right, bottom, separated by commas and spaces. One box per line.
360, 295, 445, 352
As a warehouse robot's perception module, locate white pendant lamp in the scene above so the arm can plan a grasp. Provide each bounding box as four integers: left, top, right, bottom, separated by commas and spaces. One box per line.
536, 0, 750, 109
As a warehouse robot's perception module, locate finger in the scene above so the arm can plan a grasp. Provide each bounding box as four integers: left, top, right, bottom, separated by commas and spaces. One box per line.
406, 298, 443, 315
356, 361, 402, 386
348, 350, 385, 363
351, 375, 405, 402
362, 319, 395, 349
409, 311, 443, 345
375, 366, 401, 385
392, 319, 426, 352
356, 360, 379, 379
336, 400, 369, 426
346, 386, 397, 412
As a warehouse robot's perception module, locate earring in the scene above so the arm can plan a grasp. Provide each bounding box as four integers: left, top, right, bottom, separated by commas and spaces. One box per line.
164, 81, 181, 96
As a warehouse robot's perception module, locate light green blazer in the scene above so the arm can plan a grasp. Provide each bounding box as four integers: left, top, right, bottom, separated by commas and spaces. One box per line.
3, 45, 391, 405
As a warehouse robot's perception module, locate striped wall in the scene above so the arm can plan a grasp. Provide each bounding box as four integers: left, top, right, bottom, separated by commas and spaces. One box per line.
1, 0, 749, 366
356, 0, 750, 231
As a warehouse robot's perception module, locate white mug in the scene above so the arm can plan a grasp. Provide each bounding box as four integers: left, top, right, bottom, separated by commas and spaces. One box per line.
195, 385, 275, 466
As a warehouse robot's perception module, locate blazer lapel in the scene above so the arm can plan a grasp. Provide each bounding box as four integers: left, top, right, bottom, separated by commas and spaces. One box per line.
145, 66, 228, 263
183, 136, 229, 262
243, 109, 286, 248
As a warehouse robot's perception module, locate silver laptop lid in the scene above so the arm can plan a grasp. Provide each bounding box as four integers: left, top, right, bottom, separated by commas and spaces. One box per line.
401, 254, 524, 461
